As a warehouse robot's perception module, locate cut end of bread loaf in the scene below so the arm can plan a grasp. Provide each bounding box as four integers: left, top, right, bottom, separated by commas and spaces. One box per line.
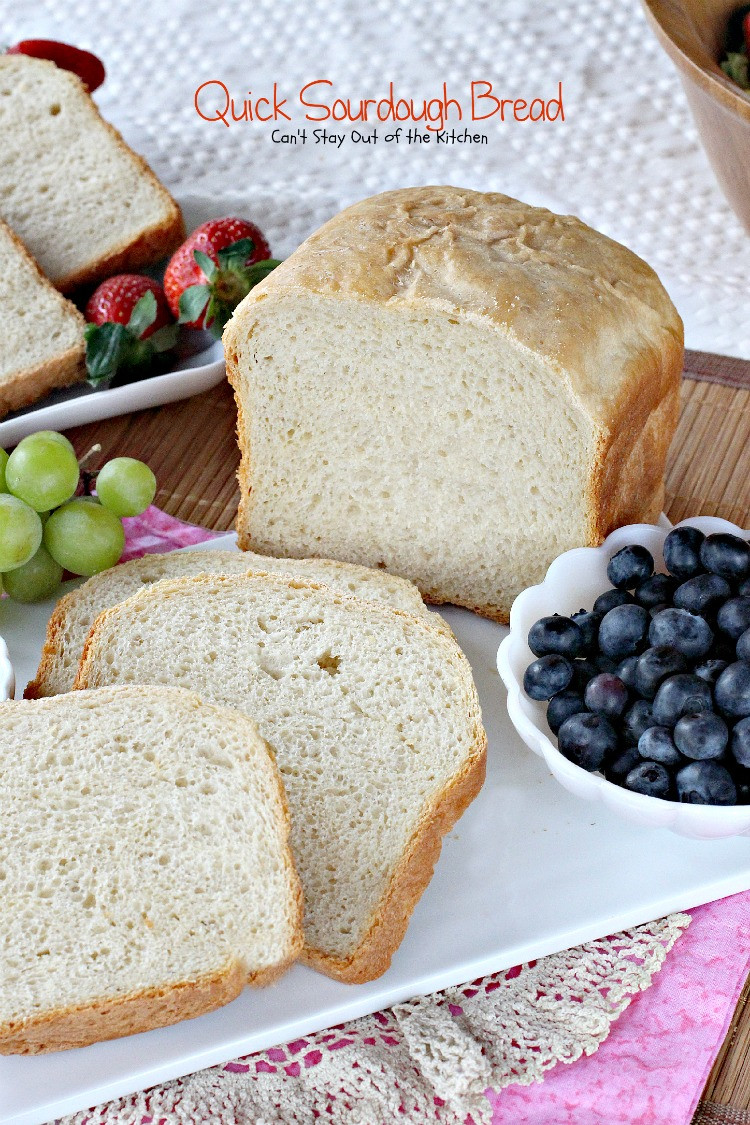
224, 186, 683, 622
0, 56, 184, 291
25, 547, 441, 699
0, 686, 302, 1053
74, 573, 486, 982
0, 219, 85, 417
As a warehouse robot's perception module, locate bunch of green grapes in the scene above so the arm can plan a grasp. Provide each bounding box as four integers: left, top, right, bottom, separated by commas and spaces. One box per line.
0, 431, 156, 603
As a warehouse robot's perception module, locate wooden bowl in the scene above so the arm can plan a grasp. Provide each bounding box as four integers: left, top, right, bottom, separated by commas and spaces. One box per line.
643, 0, 750, 233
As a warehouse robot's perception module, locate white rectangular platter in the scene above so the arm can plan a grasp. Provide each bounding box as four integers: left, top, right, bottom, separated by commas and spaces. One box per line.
3, 532, 750, 1125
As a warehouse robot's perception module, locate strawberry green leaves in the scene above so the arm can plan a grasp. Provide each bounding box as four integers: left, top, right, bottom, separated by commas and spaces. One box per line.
176, 239, 281, 337
85, 291, 178, 387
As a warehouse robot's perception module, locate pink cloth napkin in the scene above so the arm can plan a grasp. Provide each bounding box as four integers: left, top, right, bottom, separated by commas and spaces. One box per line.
120, 508, 750, 1125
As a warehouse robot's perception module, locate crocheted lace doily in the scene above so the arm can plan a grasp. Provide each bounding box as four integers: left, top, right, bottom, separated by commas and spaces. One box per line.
62, 913, 689, 1125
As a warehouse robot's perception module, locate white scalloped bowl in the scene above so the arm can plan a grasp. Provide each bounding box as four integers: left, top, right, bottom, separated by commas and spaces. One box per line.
0, 636, 14, 702
497, 517, 750, 840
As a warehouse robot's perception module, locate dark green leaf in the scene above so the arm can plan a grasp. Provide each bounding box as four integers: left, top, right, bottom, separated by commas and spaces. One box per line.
150, 323, 179, 353
85, 322, 131, 386
178, 284, 211, 325
192, 250, 217, 280
246, 259, 282, 288
217, 237, 254, 270
126, 290, 158, 339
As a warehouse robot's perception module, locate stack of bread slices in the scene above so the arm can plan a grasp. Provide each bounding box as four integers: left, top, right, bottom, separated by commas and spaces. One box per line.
0, 53, 183, 418
3, 549, 486, 1053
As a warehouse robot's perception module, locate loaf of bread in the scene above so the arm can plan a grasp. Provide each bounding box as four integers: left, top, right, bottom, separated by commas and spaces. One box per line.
0, 686, 302, 1054
0, 219, 86, 417
0, 55, 184, 292
26, 547, 440, 698
74, 574, 486, 984
224, 186, 684, 623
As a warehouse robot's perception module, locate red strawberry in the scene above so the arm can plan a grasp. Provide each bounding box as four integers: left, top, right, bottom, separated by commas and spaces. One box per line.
86, 275, 172, 338
84, 275, 178, 388
163, 217, 279, 336
6, 40, 105, 92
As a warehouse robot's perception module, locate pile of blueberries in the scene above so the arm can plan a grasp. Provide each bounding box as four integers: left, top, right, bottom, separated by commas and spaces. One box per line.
523, 527, 750, 805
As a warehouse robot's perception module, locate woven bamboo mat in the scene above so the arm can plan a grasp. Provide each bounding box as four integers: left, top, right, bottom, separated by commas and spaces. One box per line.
61, 348, 750, 1117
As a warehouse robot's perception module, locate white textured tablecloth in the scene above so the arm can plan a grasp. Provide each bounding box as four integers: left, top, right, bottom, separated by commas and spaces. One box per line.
1, 0, 747, 357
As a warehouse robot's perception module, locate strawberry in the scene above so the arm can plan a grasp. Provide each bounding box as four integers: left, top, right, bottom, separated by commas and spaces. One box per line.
84, 275, 178, 388
6, 40, 105, 92
163, 217, 280, 337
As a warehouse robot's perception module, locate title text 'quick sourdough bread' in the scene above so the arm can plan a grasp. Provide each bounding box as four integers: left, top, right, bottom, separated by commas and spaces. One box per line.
0, 686, 302, 1054
74, 574, 486, 984
25, 547, 442, 698
0, 55, 184, 292
0, 219, 86, 417
224, 186, 684, 623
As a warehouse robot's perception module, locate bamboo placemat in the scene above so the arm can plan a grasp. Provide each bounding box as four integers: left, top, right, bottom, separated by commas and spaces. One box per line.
61, 348, 750, 1119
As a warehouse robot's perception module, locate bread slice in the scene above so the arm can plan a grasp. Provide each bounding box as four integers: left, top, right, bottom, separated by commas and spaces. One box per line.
223, 185, 684, 623
25, 547, 440, 698
0, 219, 86, 416
0, 56, 184, 292
0, 685, 302, 1054
74, 574, 486, 983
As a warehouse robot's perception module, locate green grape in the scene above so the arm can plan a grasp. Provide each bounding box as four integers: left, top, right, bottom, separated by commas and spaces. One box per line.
44, 499, 125, 576
96, 457, 157, 517
34, 430, 75, 453
2, 545, 62, 602
0, 494, 43, 571
0, 448, 8, 492
6, 432, 80, 512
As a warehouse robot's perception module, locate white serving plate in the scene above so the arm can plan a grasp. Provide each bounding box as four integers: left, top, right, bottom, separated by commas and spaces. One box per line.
0, 194, 227, 447
3, 533, 750, 1125
498, 516, 750, 840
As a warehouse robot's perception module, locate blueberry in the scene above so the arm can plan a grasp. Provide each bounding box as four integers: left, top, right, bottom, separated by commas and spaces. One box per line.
673, 712, 729, 760
605, 745, 642, 785
652, 674, 714, 727
571, 609, 602, 655
638, 725, 682, 765
676, 760, 737, 805
717, 597, 750, 641
673, 573, 731, 617
557, 713, 618, 771
607, 545, 654, 590
615, 654, 640, 692
593, 588, 634, 615
648, 603, 670, 619
694, 659, 729, 686
663, 526, 705, 580
570, 659, 598, 693
634, 645, 688, 700
598, 604, 650, 659
739, 578, 750, 597
635, 573, 677, 609
648, 608, 713, 660
528, 615, 585, 658
623, 699, 656, 745
594, 653, 618, 674
730, 716, 750, 768
714, 661, 750, 719
625, 761, 671, 798
700, 533, 750, 582
738, 629, 750, 663
584, 673, 629, 719
524, 655, 573, 700
546, 692, 586, 736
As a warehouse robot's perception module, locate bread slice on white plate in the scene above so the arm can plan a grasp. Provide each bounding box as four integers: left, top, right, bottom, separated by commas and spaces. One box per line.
74, 574, 486, 984
223, 185, 683, 624
0, 685, 302, 1054
0, 219, 85, 417
0, 55, 184, 292
25, 547, 441, 699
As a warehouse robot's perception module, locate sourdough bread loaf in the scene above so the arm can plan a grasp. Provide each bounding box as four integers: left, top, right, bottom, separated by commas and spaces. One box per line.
224, 186, 684, 623
74, 574, 486, 984
0, 686, 302, 1054
0, 55, 183, 291
0, 219, 86, 416
26, 547, 440, 698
